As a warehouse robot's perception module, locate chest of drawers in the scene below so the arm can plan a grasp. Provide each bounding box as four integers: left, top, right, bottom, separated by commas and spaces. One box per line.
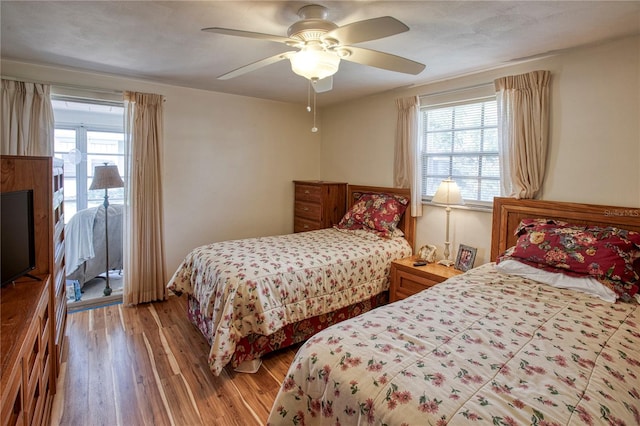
293, 181, 347, 233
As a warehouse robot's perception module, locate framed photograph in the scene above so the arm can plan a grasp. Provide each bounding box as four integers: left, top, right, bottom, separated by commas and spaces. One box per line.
454, 244, 477, 272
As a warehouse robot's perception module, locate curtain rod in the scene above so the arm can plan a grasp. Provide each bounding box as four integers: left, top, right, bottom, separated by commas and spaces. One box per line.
2, 75, 166, 102
419, 82, 495, 99
1, 74, 123, 96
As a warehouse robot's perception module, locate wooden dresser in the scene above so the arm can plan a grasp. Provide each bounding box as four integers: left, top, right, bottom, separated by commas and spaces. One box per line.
1, 156, 66, 426
293, 181, 347, 233
1, 276, 53, 426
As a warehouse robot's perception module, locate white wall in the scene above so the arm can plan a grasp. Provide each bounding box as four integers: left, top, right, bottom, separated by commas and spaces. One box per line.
1, 60, 322, 274
320, 35, 640, 266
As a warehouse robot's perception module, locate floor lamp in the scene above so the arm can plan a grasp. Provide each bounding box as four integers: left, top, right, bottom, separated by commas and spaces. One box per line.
431, 178, 464, 267
89, 163, 124, 296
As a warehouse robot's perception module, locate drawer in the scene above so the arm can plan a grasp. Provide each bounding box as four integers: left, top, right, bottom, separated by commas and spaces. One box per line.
295, 184, 322, 203
294, 217, 322, 233
392, 269, 440, 301
294, 200, 321, 221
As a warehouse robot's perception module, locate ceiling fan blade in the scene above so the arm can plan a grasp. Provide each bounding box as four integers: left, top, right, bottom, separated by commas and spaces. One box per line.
312, 76, 333, 93
342, 46, 425, 75
202, 27, 296, 45
324, 16, 408, 45
217, 52, 295, 80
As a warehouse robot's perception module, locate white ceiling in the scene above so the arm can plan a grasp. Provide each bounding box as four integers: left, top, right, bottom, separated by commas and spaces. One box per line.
2, 1, 639, 106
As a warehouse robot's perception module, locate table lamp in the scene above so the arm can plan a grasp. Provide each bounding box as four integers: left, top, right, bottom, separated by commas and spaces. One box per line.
431, 178, 464, 266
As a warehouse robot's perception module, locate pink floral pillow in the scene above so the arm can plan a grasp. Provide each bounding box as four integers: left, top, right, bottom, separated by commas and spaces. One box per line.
503, 220, 640, 302
335, 193, 409, 238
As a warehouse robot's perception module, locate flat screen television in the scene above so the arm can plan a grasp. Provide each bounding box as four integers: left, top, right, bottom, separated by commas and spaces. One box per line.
1, 189, 37, 286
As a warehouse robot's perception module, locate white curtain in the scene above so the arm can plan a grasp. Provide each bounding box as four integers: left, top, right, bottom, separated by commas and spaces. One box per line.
393, 96, 422, 217
0, 79, 54, 156
123, 91, 167, 305
495, 70, 551, 199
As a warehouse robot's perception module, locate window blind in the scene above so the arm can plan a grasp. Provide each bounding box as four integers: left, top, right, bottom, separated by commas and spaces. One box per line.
420, 96, 499, 204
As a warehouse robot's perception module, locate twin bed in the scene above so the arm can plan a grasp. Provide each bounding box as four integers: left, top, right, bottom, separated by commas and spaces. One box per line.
167, 189, 640, 425
267, 197, 640, 425
167, 185, 415, 374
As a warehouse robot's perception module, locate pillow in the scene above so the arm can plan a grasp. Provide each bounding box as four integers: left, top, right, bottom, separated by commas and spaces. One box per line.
495, 258, 617, 302
503, 220, 640, 302
335, 193, 409, 238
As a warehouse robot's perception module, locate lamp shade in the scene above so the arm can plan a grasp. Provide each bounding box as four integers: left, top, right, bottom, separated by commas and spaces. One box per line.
290, 45, 340, 80
432, 178, 464, 206
89, 164, 124, 190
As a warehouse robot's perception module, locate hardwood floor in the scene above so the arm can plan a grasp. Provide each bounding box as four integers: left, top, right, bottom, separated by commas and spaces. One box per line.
51, 295, 298, 425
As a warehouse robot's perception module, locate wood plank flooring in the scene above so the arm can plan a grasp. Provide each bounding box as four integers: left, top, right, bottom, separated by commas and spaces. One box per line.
50, 295, 298, 426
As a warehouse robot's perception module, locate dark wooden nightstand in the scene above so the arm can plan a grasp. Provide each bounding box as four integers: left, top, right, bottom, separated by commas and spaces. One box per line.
390, 256, 463, 302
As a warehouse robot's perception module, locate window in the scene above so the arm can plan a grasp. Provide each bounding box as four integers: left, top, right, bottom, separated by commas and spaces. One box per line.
420, 96, 499, 206
52, 97, 125, 220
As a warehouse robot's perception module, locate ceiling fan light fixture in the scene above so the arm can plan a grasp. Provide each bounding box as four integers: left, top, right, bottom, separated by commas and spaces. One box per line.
290, 45, 340, 80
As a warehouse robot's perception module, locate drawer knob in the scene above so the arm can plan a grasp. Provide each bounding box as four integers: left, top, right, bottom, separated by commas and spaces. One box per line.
303, 225, 309, 229
304, 190, 310, 194
303, 207, 309, 211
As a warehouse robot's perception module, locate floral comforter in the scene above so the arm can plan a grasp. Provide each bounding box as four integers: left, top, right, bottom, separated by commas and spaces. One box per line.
268, 263, 640, 425
166, 228, 412, 375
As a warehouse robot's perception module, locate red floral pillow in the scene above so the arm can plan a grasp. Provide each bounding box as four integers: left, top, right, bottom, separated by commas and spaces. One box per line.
335, 193, 409, 238
506, 220, 640, 302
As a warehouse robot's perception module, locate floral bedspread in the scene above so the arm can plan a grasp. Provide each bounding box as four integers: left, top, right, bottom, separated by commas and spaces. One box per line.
268, 263, 640, 425
166, 228, 412, 375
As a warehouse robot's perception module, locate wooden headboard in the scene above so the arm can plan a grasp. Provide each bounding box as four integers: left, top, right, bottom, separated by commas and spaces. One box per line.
491, 197, 640, 261
347, 185, 416, 251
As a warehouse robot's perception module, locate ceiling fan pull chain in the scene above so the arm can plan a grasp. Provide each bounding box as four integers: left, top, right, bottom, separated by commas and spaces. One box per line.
307, 80, 312, 112
311, 89, 318, 133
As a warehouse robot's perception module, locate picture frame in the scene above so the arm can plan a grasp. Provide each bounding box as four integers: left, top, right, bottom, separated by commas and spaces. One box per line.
454, 244, 477, 272
417, 244, 437, 263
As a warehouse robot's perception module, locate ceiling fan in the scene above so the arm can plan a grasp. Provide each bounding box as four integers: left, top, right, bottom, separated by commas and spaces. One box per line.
202, 4, 426, 93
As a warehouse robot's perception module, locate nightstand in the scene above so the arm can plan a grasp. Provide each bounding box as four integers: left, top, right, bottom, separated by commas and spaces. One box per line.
390, 256, 463, 302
